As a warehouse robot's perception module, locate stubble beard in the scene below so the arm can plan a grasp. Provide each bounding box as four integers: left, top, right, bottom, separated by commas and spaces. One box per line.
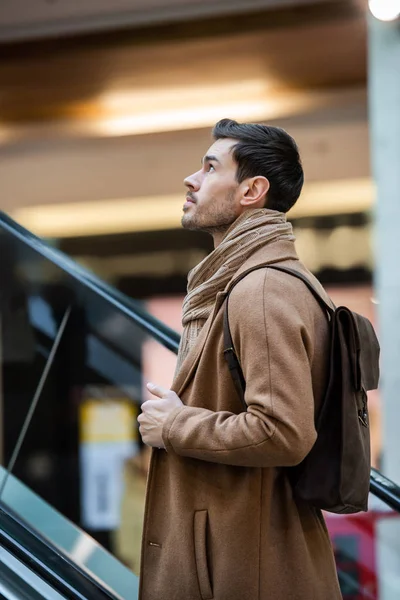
181, 189, 238, 236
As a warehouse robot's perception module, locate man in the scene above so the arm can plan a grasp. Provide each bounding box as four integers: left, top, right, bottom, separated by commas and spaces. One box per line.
138, 118, 342, 599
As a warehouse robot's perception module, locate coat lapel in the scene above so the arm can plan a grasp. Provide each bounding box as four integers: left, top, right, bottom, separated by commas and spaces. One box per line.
172, 291, 227, 397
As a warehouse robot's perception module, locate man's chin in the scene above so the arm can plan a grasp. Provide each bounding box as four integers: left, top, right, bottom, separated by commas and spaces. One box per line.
181, 215, 199, 231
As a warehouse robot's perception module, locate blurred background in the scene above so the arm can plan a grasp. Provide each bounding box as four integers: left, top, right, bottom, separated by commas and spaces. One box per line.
1, 1, 400, 599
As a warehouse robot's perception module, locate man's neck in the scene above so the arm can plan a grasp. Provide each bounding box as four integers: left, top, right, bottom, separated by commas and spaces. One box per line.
212, 231, 226, 249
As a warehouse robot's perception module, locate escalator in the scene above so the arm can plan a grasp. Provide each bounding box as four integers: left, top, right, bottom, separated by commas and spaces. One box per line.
0, 210, 399, 599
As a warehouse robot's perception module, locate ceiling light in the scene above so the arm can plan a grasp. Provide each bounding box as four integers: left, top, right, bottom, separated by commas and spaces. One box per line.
96, 102, 278, 137
94, 98, 320, 137
96, 80, 276, 136
369, 0, 400, 21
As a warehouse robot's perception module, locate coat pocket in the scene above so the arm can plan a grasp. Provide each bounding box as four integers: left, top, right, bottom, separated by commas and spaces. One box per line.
193, 510, 213, 600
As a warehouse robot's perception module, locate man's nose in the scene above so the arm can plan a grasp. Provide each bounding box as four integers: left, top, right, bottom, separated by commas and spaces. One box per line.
184, 171, 201, 191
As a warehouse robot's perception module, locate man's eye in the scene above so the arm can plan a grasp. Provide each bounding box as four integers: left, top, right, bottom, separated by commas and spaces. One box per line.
207, 164, 215, 172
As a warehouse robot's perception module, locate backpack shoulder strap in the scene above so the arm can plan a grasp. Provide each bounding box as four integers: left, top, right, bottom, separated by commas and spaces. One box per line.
223, 264, 335, 403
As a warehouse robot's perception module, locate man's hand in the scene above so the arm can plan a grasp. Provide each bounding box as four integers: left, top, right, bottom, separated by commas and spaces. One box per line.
137, 383, 184, 449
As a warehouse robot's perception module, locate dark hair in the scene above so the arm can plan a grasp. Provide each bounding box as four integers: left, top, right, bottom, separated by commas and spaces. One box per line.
213, 118, 304, 213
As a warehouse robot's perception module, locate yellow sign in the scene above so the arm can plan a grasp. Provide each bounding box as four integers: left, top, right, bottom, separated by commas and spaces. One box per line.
80, 399, 136, 444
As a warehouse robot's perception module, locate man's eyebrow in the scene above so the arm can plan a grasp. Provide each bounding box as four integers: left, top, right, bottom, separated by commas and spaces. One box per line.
201, 154, 221, 165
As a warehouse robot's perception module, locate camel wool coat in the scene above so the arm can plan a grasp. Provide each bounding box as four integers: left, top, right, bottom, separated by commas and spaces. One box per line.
139, 239, 342, 600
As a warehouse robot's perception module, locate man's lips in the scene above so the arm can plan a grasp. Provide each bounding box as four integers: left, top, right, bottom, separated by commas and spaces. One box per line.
186, 196, 196, 204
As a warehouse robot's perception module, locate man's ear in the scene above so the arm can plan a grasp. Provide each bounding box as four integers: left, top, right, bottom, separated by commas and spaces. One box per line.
240, 176, 270, 208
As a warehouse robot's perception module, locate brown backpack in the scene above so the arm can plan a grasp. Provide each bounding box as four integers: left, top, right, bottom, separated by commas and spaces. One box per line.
223, 264, 380, 514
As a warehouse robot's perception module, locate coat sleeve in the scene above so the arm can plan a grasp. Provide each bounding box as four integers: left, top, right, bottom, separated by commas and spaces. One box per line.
162, 268, 322, 468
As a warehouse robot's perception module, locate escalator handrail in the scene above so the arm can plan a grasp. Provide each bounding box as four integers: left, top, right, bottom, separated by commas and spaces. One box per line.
0, 211, 180, 353
2, 211, 400, 513
0, 504, 124, 600
370, 468, 400, 512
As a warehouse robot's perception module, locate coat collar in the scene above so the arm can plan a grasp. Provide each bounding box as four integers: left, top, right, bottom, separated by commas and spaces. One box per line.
172, 238, 299, 397
172, 290, 228, 395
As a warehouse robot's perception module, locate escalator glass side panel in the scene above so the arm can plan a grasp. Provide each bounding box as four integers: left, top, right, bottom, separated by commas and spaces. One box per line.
0, 211, 180, 353
0, 466, 138, 600
0, 510, 122, 600
0, 219, 178, 588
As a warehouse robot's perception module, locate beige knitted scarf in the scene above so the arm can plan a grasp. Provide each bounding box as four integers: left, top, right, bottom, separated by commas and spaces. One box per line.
175, 208, 295, 373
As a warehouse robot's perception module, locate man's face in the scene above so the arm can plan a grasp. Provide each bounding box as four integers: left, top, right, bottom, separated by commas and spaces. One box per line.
182, 138, 241, 234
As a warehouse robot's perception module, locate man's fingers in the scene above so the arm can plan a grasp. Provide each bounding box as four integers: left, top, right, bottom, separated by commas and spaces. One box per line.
140, 401, 158, 415
146, 382, 167, 399
140, 400, 154, 412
